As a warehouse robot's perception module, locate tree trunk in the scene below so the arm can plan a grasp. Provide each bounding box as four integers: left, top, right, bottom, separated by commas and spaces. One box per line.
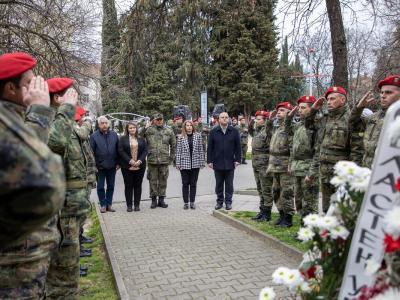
325, 0, 348, 89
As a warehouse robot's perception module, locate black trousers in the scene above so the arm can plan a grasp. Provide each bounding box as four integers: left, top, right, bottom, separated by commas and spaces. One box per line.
180, 168, 200, 203
121, 167, 146, 208
214, 169, 235, 205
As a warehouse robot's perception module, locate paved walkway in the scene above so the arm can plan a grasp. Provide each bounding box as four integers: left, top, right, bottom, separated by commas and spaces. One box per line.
98, 193, 299, 300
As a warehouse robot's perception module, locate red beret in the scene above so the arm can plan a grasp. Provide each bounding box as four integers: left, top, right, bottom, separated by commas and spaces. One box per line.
173, 116, 183, 121
47, 77, 73, 94
276, 101, 293, 110
74, 106, 86, 121
255, 110, 270, 118
324, 86, 347, 98
0, 52, 37, 80
378, 75, 400, 89
297, 95, 317, 105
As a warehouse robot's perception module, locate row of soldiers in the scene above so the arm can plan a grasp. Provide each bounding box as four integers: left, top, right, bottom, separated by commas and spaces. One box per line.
0, 52, 96, 298
250, 77, 400, 228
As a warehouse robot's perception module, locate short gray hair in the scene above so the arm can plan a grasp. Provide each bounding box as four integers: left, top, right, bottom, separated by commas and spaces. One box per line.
97, 115, 110, 125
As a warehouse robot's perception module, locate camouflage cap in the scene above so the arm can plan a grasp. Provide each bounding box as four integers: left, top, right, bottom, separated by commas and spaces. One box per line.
153, 113, 164, 120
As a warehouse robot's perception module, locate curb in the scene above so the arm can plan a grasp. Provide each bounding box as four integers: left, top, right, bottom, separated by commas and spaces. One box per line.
212, 210, 303, 261
95, 204, 130, 300
234, 190, 258, 196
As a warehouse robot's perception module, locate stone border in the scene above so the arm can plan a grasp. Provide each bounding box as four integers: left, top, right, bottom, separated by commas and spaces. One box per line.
95, 204, 130, 300
213, 210, 303, 261
234, 190, 258, 196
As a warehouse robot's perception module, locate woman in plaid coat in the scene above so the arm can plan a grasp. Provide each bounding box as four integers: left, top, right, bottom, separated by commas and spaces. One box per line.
175, 120, 205, 209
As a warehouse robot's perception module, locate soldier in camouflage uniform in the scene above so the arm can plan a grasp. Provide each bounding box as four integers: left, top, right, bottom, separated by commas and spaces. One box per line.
267, 102, 295, 227
75, 106, 96, 275
285, 96, 319, 221
45, 78, 93, 299
238, 116, 249, 164
144, 113, 176, 209
349, 75, 400, 168
0, 53, 65, 300
193, 117, 209, 158
171, 115, 183, 138
306, 86, 351, 213
250, 111, 275, 222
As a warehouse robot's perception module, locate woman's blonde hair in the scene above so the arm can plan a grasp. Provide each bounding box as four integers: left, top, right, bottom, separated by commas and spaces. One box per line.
181, 120, 194, 137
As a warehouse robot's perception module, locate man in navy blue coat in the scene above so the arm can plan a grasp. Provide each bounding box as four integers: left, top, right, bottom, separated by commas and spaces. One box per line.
207, 112, 242, 210
90, 116, 119, 213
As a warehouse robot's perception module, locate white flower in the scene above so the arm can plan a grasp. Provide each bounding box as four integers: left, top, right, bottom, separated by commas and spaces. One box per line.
299, 281, 312, 293
330, 225, 350, 240
364, 258, 381, 276
384, 207, 400, 239
349, 167, 371, 192
283, 269, 304, 289
334, 161, 358, 178
303, 214, 321, 228
259, 287, 276, 300
371, 287, 400, 300
272, 267, 290, 284
330, 175, 346, 187
297, 227, 315, 242
317, 216, 339, 230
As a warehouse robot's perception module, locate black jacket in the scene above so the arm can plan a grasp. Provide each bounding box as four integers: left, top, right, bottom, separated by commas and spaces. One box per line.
118, 135, 147, 169
90, 129, 119, 169
207, 125, 241, 170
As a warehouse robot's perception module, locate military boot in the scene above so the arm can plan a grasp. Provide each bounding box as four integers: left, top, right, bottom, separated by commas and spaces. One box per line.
150, 197, 157, 209
279, 214, 293, 228
257, 208, 271, 222
273, 210, 285, 226
251, 208, 264, 220
158, 196, 168, 208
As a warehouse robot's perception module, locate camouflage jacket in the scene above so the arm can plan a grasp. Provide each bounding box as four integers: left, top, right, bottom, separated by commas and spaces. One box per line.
306, 105, 351, 172
0, 100, 65, 257
76, 120, 96, 188
267, 119, 292, 173
172, 123, 183, 137
349, 107, 385, 168
144, 125, 176, 165
251, 123, 272, 170
285, 116, 319, 177
239, 124, 249, 144
48, 104, 91, 217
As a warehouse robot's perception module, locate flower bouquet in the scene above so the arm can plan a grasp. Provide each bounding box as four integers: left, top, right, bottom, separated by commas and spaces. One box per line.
259, 161, 400, 300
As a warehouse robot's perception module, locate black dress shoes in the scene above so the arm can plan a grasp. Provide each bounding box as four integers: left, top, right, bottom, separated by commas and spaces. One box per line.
225, 204, 232, 210
127, 207, 133, 212
215, 203, 223, 210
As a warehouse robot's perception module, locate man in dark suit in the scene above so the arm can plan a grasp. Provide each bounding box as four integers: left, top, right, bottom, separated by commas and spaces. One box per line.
207, 112, 241, 210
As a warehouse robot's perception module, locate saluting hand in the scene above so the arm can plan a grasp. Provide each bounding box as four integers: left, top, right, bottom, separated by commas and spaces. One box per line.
312, 97, 325, 110
269, 110, 277, 120
356, 90, 375, 109
288, 106, 298, 118
60, 88, 78, 106
22, 76, 50, 107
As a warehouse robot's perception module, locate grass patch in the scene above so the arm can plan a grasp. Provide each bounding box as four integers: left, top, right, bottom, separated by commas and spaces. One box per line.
226, 211, 308, 252
245, 152, 252, 160
79, 209, 118, 300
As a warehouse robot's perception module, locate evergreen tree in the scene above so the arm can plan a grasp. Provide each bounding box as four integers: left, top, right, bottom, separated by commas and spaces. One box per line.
101, 0, 120, 112
209, 0, 280, 116
140, 62, 177, 118
277, 36, 305, 103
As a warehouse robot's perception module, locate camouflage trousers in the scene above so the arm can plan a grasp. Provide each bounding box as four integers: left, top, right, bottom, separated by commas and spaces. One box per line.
293, 176, 319, 216
253, 168, 273, 210
272, 172, 294, 215
320, 163, 335, 213
45, 216, 80, 299
241, 144, 248, 161
147, 164, 169, 197
0, 217, 60, 300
